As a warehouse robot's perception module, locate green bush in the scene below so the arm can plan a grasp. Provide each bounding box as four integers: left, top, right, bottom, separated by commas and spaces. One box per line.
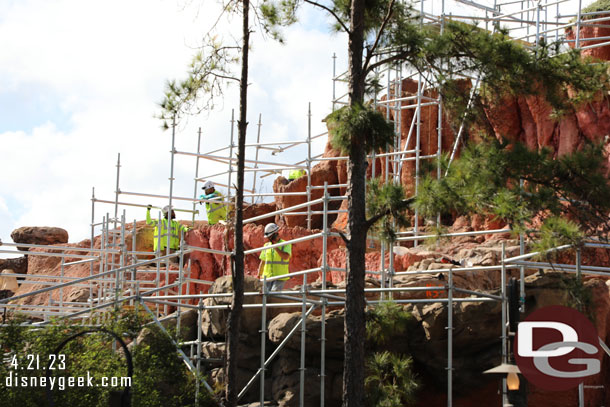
365, 351, 419, 407
582, 0, 610, 18
365, 302, 419, 406
0, 310, 217, 407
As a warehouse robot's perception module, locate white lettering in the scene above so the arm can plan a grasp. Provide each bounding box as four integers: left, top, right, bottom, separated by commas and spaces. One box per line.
518, 322, 578, 357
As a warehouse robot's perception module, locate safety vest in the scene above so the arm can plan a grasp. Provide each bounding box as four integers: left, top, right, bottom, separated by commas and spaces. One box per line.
259, 240, 291, 280
288, 169, 306, 180
146, 210, 188, 252
204, 191, 228, 225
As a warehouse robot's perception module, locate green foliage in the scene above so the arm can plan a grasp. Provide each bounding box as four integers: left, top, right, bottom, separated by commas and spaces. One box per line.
333, 0, 421, 44
414, 139, 610, 250
0, 311, 217, 407
366, 301, 412, 346
158, 43, 239, 129
327, 103, 395, 155
365, 351, 418, 407
421, 21, 609, 121
260, 0, 299, 42
532, 217, 584, 255
365, 303, 418, 406
581, 0, 610, 17
562, 274, 594, 317
366, 178, 412, 242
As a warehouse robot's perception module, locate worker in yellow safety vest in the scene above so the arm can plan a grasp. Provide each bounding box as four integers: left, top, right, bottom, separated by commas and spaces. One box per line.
288, 169, 306, 181
200, 181, 228, 225
146, 205, 189, 262
258, 223, 291, 292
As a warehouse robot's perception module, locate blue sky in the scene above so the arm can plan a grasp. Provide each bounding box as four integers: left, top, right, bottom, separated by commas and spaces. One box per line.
0, 0, 593, 258
0, 84, 72, 133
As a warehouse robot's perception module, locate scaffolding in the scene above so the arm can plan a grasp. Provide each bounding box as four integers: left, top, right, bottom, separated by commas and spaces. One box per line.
2, 1, 610, 406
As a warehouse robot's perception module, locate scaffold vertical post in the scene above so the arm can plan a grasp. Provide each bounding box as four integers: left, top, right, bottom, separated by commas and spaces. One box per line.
437, 0, 445, 229
332, 53, 337, 111
90, 187, 96, 319
192, 127, 202, 225
260, 276, 268, 405
228, 109, 236, 201
116, 210, 126, 309
196, 299, 203, 402
501, 242, 508, 405
576, 244, 584, 407
98, 215, 106, 324
307, 102, 312, 230
576, 0, 583, 49
519, 180, 525, 312
447, 266, 453, 407
535, 1, 541, 51
155, 210, 162, 317
177, 229, 185, 336
299, 272, 307, 407
59, 252, 65, 311
131, 219, 137, 306
414, 2, 423, 246
114, 153, 121, 229
576, 247, 582, 282
252, 114, 262, 204
320, 182, 329, 407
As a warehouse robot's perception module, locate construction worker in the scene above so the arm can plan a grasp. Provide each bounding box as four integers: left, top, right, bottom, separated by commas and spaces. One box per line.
288, 168, 306, 181
200, 181, 228, 225
146, 205, 189, 262
258, 223, 291, 292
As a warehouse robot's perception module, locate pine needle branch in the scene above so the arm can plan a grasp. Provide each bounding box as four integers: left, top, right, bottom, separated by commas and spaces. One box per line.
303, 0, 350, 33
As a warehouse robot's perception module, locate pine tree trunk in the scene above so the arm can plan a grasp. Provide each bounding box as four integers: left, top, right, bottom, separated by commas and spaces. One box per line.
343, 0, 367, 405
225, 0, 249, 405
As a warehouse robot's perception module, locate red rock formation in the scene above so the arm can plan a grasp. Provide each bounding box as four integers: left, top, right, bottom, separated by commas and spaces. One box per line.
185, 223, 344, 298
566, 13, 610, 61
10, 221, 181, 307
308, 21, 610, 232
11, 226, 69, 250
242, 202, 277, 226
321, 246, 429, 285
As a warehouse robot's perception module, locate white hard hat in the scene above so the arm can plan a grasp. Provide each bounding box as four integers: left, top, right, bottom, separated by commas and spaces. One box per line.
202, 180, 215, 190
162, 205, 175, 218
264, 223, 280, 238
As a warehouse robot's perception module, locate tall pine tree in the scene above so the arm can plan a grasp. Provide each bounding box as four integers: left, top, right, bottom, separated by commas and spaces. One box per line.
261, 2, 609, 406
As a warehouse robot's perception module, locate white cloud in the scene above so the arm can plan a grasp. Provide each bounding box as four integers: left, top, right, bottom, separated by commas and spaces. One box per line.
0, 0, 347, 256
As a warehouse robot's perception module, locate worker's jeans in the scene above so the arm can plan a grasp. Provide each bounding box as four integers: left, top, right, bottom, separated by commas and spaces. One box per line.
265, 280, 286, 292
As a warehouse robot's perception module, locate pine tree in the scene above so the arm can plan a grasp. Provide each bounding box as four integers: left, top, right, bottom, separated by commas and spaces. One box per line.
261, 2, 609, 406
158, 2, 251, 404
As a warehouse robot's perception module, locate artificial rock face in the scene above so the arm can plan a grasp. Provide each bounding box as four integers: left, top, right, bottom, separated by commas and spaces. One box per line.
11, 226, 69, 250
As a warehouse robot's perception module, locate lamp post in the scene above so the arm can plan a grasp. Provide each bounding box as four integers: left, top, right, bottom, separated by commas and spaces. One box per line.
483, 363, 523, 407
485, 278, 527, 407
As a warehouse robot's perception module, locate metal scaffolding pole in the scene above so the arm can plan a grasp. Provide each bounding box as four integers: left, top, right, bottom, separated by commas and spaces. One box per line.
228, 109, 235, 201
447, 267, 453, 407
252, 114, 262, 205
320, 182, 329, 407
4, 3, 603, 404
260, 277, 268, 405
307, 103, 312, 230
192, 128, 202, 224
501, 242, 508, 405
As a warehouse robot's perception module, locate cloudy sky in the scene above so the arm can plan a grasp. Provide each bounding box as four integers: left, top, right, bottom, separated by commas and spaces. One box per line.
0, 0, 593, 257
0, 0, 349, 257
